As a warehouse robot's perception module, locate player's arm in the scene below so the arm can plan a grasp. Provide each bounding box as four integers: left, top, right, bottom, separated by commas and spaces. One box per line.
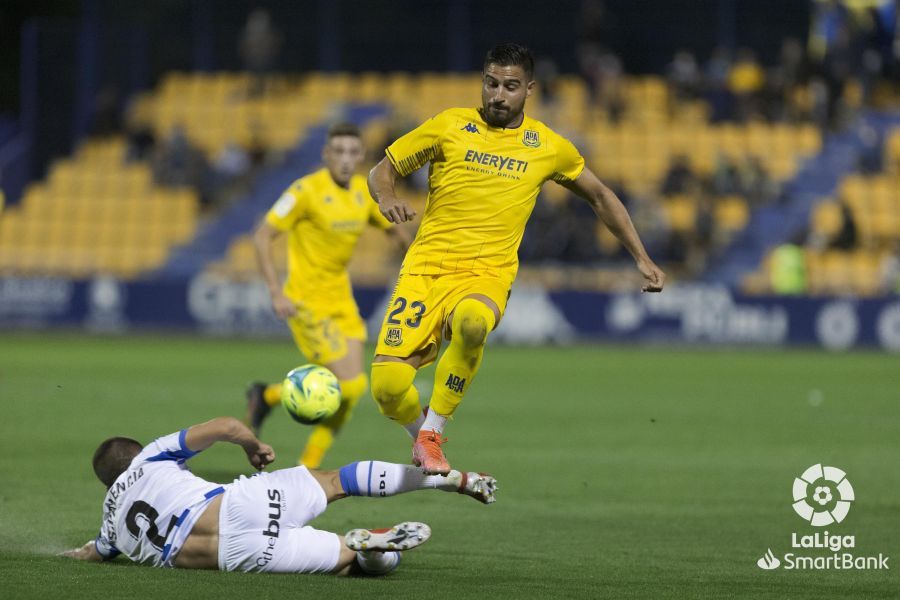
368, 158, 417, 224
564, 168, 665, 292
59, 541, 104, 562
252, 220, 296, 319
184, 417, 275, 470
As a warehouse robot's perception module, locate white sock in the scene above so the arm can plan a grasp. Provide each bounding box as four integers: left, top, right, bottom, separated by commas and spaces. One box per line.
403, 411, 425, 439
356, 550, 400, 575
422, 408, 448, 435
339, 460, 461, 496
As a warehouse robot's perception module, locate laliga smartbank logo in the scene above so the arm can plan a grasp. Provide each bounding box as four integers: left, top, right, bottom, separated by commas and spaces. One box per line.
791, 463, 854, 525
756, 464, 889, 571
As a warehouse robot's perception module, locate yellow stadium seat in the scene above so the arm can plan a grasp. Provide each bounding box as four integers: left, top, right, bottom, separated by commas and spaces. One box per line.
715, 196, 750, 232
811, 201, 842, 237
663, 196, 696, 232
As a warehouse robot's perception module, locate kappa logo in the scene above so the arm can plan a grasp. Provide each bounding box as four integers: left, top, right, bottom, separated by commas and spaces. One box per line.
523, 129, 540, 147
384, 327, 403, 347
792, 464, 854, 526
461, 122, 480, 134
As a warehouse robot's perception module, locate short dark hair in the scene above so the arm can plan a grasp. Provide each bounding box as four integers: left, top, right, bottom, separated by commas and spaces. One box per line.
327, 122, 361, 140
92, 437, 142, 488
484, 43, 534, 79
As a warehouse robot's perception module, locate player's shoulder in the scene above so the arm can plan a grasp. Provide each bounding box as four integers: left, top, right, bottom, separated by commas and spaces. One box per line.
349, 173, 372, 194
430, 107, 480, 129
521, 114, 576, 151
295, 167, 332, 188
295, 168, 331, 191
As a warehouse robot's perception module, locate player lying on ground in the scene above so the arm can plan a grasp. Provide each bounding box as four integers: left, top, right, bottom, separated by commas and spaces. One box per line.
367, 42, 666, 474
246, 122, 411, 468
60, 417, 496, 575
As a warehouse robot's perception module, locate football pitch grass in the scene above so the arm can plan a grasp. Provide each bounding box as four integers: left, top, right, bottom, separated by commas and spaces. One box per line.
1, 332, 897, 599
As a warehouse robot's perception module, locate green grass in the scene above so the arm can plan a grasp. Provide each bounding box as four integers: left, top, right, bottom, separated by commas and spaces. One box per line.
1, 332, 897, 599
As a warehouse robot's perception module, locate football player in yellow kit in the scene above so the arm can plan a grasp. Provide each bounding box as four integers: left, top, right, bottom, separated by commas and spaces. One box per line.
247, 122, 410, 468
367, 43, 666, 474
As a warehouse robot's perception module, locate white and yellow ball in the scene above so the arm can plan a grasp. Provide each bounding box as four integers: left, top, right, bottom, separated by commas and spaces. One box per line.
281, 365, 342, 425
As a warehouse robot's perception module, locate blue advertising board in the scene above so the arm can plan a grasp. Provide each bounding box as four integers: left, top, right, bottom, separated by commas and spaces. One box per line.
1, 276, 898, 352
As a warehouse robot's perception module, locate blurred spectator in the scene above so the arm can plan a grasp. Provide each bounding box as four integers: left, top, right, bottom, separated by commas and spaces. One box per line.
666, 50, 701, 105
577, 0, 617, 48
88, 84, 121, 137
820, 24, 854, 130
579, 44, 625, 121
710, 152, 740, 196
857, 122, 883, 174
880, 240, 900, 295
660, 154, 697, 196
212, 141, 251, 183
767, 38, 811, 122
623, 192, 674, 262
684, 192, 715, 276
828, 199, 858, 250
125, 120, 156, 162
770, 232, 808, 295
240, 8, 283, 97
728, 48, 765, 121
520, 195, 572, 262
535, 57, 561, 106
152, 125, 210, 203
735, 155, 777, 207
559, 194, 602, 263
246, 121, 269, 168
703, 46, 734, 121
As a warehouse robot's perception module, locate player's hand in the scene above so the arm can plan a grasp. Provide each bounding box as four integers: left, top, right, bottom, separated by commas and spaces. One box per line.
270, 293, 298, 319
247, 442, 275, 470
379, 198, 416, 223
637, 258, 665, 293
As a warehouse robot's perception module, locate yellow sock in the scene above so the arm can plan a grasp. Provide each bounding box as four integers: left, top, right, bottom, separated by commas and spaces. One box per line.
430, 298, 496, 417
370, 361, 421, 425
263, 383, 282, 407
298, 426, 333, 469
299, 374, 367, 468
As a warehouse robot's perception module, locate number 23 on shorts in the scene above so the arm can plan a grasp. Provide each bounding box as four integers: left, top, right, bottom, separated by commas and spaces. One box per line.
386, 296, 426, 328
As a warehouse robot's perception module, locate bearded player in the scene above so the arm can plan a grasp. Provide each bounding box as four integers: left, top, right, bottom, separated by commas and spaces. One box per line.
367, 43, 666, 474
246, 122, 410, 468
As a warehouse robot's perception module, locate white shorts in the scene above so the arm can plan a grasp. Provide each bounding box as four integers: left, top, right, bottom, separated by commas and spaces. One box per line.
217, 466, 341, 573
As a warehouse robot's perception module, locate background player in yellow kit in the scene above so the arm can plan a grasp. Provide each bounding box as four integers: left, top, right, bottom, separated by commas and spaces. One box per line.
247, 122, 410, 468
367, 43, 666, 474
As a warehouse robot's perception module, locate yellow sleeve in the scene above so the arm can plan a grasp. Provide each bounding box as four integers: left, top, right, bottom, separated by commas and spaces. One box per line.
385, 111, 452, 177
368, 196, 393, 230
265, 179, 309, 231
550, 134, 585, 184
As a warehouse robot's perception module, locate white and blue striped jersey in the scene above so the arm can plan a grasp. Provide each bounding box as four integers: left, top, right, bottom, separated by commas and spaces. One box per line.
94, 430, 227, 568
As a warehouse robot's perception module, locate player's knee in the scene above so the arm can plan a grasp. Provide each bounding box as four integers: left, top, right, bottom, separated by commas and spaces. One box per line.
453, 299, 495, 349
370, 362, 416, 411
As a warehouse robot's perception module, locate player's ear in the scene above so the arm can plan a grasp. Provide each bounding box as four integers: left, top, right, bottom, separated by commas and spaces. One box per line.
526, 79, 536, 98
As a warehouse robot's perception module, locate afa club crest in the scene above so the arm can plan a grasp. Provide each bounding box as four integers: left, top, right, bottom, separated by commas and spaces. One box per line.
384, 327, 403, 347
522, 129, 540, 148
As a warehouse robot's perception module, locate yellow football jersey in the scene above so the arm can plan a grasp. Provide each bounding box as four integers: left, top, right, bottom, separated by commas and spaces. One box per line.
265, 168, 391, 303
386, 107, 584, 281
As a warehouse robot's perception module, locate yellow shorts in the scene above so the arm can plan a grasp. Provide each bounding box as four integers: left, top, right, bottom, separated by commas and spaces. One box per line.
286, 298, 367, 366
374, 272, 512, 367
